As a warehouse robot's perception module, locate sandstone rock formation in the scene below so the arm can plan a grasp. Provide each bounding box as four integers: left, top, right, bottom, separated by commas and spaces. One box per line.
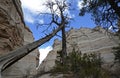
0, 0, 39, 78
38, 26, 119, 78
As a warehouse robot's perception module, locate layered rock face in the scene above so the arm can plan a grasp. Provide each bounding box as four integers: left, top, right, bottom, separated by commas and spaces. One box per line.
0, 0, 39, 78
38, 27, 118, 78
0, 0, 24, 55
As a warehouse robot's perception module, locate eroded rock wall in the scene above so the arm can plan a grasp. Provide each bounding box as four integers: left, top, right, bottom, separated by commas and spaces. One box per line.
0, 0, 39, 78
0, 0, 24, 55
38, 27, 119, 78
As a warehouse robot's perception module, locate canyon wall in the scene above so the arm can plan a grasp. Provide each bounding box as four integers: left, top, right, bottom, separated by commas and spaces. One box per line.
38, 26, 119, 78
0, 0, 39, 78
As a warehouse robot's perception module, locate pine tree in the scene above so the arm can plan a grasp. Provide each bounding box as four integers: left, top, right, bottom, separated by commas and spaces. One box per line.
50, 48, 109, 78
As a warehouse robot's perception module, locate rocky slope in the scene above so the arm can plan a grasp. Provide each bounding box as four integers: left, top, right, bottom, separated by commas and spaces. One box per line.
0, 0, 39, 78
38, 26, 119, 78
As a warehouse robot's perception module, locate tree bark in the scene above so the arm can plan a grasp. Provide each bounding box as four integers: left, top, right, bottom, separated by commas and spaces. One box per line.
61, 25, 67, 64
0, 23, 64, 72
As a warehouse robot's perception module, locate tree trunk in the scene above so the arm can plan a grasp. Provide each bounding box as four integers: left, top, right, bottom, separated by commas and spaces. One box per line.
0, 23, 64, 73
61, 25, 67, 64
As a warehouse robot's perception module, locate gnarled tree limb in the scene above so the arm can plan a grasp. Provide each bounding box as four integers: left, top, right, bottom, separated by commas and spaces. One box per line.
0, 23, 64, 73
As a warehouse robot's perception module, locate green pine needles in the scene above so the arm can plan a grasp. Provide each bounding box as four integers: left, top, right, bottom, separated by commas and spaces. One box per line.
113, 43, 120, 63
50, 48, 110, 78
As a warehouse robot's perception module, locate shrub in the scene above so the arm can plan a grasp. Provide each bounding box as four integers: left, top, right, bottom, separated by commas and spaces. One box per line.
50, 48, 110, 78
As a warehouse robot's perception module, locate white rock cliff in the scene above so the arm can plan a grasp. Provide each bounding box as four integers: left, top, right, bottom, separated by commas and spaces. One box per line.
0, 0, 39, 78
38, 27, 119, 78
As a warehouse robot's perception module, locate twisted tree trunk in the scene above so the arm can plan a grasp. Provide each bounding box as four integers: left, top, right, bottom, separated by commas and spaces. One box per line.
0, 23, 64, 78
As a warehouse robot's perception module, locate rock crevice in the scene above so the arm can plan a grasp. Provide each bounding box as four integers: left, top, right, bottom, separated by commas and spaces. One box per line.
0, 0, 39, 78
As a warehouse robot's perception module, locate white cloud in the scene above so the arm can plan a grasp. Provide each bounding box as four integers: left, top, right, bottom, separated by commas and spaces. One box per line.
20, 0, 49, 23
78, 0, 90, 9
38, 19, 44, 24
39, 46, 53, 64
20, 0, 73, 23
20, 0, 61, 14
64, 9, 75, 19
109, 26, 112, 30
23, 9, 34, 23
21, 0, 48, 14
78, 0, 84, 9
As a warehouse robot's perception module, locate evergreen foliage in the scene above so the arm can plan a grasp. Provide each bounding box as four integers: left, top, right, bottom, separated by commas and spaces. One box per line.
113, 21, 120, 64
113, 43, 120, 63
79, 0, 120, 30
112, 32, 120, 78
113, 32, 120, 64
50, 48, 110, 78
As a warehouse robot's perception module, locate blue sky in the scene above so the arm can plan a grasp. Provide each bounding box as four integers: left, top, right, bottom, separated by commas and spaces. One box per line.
20, 0, 96, 63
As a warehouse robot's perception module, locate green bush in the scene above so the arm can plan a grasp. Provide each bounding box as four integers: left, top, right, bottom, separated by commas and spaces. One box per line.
113, 43, 120, 63
50, 48, 110, 78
